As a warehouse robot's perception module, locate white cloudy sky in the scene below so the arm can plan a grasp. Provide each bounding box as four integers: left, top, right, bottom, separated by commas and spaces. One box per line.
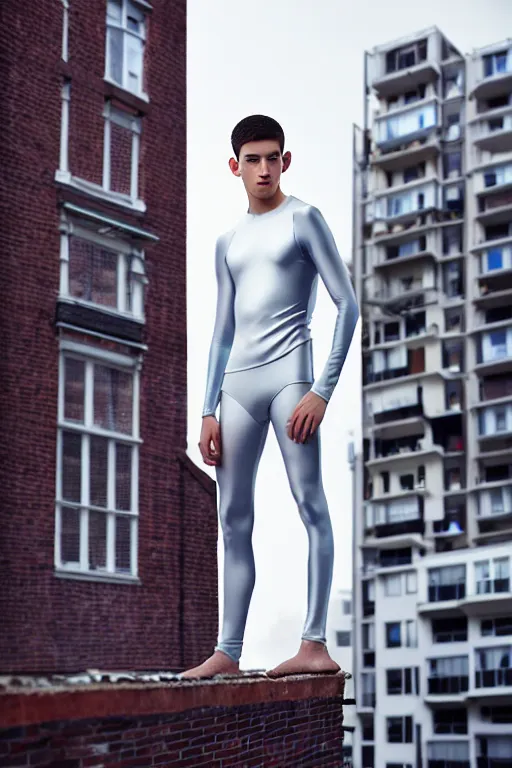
186, 0, 510, 669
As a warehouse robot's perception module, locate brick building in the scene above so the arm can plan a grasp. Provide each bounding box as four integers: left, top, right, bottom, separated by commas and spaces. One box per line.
0, 0, 218, 673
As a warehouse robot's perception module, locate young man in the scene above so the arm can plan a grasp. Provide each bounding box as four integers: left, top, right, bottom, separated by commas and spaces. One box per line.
182, 115, 358, 679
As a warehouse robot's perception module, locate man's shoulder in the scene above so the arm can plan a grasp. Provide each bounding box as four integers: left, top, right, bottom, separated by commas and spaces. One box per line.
291, 197, 324, 226
215, 226, 237, 250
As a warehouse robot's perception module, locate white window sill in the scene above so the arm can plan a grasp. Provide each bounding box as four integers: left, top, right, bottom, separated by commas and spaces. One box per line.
55, 170, 146, 213
55, 567, 141, 585
104, 76, 150, 104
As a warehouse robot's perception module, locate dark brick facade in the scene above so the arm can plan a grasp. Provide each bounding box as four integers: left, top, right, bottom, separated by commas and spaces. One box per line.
0, 0, 218, 673
0, 674, 346, 767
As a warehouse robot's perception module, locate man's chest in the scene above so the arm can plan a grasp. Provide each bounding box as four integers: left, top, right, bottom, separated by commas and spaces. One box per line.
226, 221, 308, 281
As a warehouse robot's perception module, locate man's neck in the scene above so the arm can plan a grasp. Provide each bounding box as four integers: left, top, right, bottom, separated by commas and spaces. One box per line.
246, 188, 287, 216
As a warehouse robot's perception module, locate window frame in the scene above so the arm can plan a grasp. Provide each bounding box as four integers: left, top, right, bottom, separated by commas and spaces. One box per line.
386, 715, 413, 744
336, 630, 351, 647
54, 340, 142, 583
103, 101, 142, 204
105, 0, 150, 99
59, 216, 146, 321
386, 621, 402, 648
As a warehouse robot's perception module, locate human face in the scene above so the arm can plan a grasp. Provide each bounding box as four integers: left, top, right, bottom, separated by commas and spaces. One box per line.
229, 139, 291, 202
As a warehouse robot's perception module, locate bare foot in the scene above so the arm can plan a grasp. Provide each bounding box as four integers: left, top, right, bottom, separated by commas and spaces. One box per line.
180, 650, 240, 679
266, 640, 341, 678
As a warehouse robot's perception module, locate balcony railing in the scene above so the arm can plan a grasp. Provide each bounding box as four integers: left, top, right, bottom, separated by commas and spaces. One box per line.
380, 552, 413, 568
428, 583, 466, 602
475, 667, 512, 688
433, 722, 467, 735
477, 758, 512, 768
428, 761, 470, 768
428, 675, 469, 694
476, 578, 511, 595
375, 518, 424, 538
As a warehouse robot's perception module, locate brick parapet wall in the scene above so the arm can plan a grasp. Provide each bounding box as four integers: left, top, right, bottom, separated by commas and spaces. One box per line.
0, 674, 345, 767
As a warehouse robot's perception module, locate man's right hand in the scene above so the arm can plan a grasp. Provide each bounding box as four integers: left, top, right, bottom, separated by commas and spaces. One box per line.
198, 415, 222, 467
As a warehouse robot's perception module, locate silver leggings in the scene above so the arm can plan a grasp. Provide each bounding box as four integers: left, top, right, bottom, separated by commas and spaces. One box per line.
215, 340, 334, 663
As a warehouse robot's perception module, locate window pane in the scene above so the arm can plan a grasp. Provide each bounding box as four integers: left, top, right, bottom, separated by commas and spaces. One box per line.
90, 436, 109, 508
487, 248, 503, 271
107, 0, 122, 21
406, 620, 418, 647
126, 34, 143, 92
127, 1, 145, 29
62, 431, 82, 502
385, 574, 402, 596
64, 357, 85, 423
110, 121, 133, 196
116, 515, 131, 572
61, 506, 80, 563
387, 622, 401, 647
387, 669, 403, 694
94, 365, 133, 434
69, 238, 118, 308
116, 443, 132, 510
406, 571, 417, 593
89, 510, 107, 570
108, 27, 123, 85
336, 631, 351, 646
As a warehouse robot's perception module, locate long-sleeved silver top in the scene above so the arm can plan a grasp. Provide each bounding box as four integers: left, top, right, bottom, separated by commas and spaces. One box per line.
202, 194, 359, 417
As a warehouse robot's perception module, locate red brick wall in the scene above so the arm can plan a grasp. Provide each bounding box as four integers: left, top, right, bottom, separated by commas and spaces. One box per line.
0, 0, 218, 673
0, 676, 346, 768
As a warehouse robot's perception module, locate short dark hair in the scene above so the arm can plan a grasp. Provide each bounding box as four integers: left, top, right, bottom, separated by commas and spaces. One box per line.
231, 115, 285, 160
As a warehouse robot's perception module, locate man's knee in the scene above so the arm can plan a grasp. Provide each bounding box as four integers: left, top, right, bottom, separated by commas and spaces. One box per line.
220, 504, 254, 544
292, 483, 329, 527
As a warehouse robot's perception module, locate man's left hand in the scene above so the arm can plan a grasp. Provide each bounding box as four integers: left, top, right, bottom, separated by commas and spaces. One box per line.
286, 391, 327, 443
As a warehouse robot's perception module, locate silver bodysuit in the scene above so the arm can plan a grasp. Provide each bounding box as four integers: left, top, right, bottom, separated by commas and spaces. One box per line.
202, 194, 359, 663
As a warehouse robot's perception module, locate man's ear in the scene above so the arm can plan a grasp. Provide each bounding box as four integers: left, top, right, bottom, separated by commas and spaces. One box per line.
282, 151, 292, 173
228, 157, 241, 177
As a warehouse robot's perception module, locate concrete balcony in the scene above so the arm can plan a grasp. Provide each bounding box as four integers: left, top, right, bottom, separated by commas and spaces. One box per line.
366, 443, 443, 469
371, 219, 434, 247
362, 547, 414, 574
366, 326, 439, 353
419, 580, 512, 619
472, 230, 512, 256
364, 369, 446, 392
475, 268, 512, 308
373, 247, 437, 271
370, 414, 425, 439
375, 123, 440, 155
368, 287, 438, 317
370, 133, 440, 172
367, 484, 428, 504
474, 353, 512, 377
418, 583, 466, 617
461, 579, 512, 617
371, 207, 439, 235
372, 60, 440, 99
476, 502, 512, 537
471, 68, 512, 101
476, 192, 512, 227
427, 674, 469, 696
474, 126, 512, 154
364, 530, 427, 552
470, 667, 512, 700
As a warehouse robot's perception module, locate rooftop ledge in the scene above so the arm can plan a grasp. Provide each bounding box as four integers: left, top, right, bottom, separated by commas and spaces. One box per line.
0, 669, 347, 729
